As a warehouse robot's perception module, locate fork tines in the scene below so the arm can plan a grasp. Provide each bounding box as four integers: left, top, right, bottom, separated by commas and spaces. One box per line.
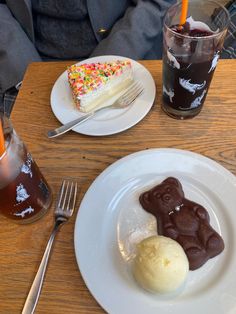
56, 179, 78, 218
121, 81, 143, 105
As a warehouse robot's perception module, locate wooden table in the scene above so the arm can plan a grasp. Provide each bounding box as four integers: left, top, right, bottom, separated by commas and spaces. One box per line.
0, 60, 236, 314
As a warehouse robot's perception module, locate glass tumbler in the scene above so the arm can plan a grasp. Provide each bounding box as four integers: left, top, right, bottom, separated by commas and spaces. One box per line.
162, 0, 230, 119
0, 115, 52, 223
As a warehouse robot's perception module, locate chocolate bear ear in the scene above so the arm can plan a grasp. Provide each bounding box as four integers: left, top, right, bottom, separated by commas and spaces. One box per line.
139, 191, 150, 207
164, 177, 180, 187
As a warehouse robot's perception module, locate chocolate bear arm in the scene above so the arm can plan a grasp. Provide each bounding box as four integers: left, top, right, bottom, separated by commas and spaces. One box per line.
190, 201, 210, 222
159, 215, 178, 238
139, 177, 225, 270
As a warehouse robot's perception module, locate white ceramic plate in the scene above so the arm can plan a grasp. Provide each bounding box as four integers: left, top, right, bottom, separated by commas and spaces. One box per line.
74, 148, 236, 314
50, 55, 156, 136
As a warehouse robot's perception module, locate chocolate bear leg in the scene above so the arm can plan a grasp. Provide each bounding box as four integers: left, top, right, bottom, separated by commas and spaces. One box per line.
198, 223, 225, 258
206, 234, 225, 258
185, 247, 208, 270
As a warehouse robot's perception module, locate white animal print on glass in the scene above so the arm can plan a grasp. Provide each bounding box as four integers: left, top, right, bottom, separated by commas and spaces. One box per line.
21, 153, 33, 177
167, 50, 180, 69
163, 85, 175, 103
14, 206, 34, 218
190, 89, 207, 109
16, 183, 30, 203
208, 52, 220, 73
186, 16, 218, 33
179, 78, 206, 94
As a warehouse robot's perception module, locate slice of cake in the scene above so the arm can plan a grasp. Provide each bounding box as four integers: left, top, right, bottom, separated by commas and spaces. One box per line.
67, 60, 133, 112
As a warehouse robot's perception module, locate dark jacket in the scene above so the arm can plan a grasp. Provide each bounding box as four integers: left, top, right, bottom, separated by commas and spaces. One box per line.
0, 0, 174, 94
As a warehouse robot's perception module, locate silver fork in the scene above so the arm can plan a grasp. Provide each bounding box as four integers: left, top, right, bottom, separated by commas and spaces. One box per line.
22, 179, 78, 314
47, 81, 143, 138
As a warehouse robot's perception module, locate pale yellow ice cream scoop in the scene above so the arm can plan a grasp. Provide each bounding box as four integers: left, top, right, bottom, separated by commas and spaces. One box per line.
133, 235, 189, 293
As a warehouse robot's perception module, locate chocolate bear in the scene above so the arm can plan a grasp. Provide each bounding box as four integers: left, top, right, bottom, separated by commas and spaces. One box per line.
139, 177, 224, 270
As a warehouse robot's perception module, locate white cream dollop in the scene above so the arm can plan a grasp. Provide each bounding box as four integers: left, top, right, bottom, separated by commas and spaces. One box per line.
133, 235, 189, 294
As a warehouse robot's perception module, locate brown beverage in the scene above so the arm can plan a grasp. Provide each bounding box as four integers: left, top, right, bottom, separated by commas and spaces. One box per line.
0, 116, 52, 223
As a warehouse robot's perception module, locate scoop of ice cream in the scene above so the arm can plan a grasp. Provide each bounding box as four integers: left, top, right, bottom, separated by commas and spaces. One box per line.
133, 235, 189, 293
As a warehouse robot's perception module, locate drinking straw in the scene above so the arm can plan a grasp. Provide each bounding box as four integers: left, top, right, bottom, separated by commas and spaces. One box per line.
180, 0, 189, 25
0, 118, 5, 156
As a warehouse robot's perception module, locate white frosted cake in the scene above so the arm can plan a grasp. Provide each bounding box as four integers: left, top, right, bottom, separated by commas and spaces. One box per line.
67, 60, 133, 112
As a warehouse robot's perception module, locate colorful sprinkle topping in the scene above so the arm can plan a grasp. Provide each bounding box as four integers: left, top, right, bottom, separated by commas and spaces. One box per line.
67, 60, 132, 98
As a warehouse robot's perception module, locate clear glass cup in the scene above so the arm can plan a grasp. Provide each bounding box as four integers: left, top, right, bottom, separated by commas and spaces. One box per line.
162, 0, 230, 119
0, 115, 52, 223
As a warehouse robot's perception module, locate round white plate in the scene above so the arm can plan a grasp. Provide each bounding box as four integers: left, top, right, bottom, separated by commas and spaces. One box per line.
50, 55, 156, 136
74, 148, 236, 314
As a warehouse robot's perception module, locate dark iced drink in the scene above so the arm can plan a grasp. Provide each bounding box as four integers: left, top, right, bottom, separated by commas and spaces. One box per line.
162, 1, 230, 119
0, 115, 52, 223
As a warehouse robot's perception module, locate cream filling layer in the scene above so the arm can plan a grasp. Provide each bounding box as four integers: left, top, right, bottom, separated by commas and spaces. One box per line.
78, 68, 134, 113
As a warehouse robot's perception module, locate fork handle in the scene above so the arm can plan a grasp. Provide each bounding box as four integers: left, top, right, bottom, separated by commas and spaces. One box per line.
22, 221, 62, 314
47, 112, 95, 138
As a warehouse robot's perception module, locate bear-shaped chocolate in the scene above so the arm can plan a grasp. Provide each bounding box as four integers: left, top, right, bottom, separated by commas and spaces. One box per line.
139, 177, 224, 270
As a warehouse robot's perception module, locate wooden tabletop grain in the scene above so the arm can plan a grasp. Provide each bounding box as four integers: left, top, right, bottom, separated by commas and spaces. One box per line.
0, 60, 236, 314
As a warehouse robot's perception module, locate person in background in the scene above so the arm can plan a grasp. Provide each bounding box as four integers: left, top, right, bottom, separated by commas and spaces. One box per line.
221, 0, 236, 58
0, 0, 175, 115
